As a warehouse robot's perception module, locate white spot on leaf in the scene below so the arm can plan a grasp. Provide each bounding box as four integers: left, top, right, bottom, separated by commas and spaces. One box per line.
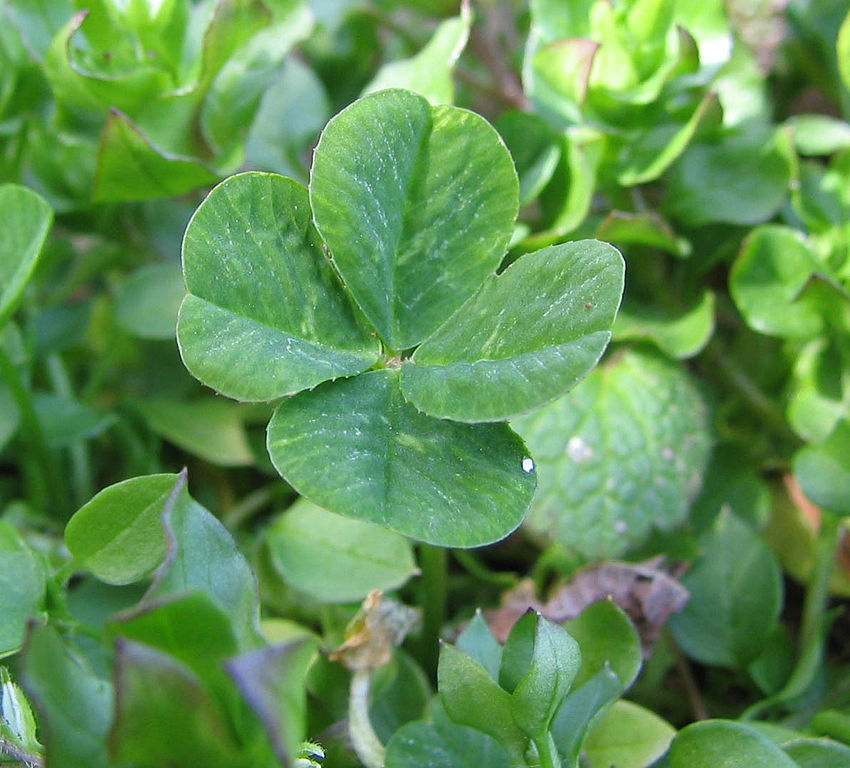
567, 436, 594, 463
522, 457, 535, 473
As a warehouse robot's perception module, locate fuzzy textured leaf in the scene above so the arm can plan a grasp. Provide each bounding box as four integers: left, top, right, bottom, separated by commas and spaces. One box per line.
515, 348, 711, 557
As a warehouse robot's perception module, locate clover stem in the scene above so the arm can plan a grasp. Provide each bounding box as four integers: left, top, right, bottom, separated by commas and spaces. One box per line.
348, 669, 386, 768
419, 544, 448, 678
800, 518, 840, 653
533, 732, 562, 768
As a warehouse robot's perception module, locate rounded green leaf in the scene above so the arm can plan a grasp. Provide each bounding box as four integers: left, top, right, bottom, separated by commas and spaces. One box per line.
131, 397, 254, 467
614, 290, 715, 360
784, 738, 850, 767
514, 348, 711, 558
0, 184, 52, 330
111, 640, 244, 767
583, 700, 675, 768
793, 420, 850, 516
665, 128, 792, 226
64, 474, 177, 585
267, 369, 536, 547
669, 720, 798, 768
178, 172, 380, 402
22, 624, 112, 768
670, 511, 783, 668
0, 521, 46, 657
385, 704, 511, 768
362, 4, 472, 105
564, 600, 642, 690
115, 262, 185, 339
401, 240, 624, 422
94, 111, 219, 203
264, 497, 418, 602
310, 89, 519, 351
730, 225, 824, 340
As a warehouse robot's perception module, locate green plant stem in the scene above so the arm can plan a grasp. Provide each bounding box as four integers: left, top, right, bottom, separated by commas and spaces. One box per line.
533, 732, 562, 768
452, 549, 517, 587
348, 669, 386, 768
419, 544, 448, 678
0, 347, 60, 514
222, 484, 276, 529
800, 519, 840, 653
45, 354, 93, 507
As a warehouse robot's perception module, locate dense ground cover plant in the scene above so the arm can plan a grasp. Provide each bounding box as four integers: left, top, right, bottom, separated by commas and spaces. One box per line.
2, 0, 850, 766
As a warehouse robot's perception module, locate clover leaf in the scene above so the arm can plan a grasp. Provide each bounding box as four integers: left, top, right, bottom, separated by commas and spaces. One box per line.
178, 88, 624, 547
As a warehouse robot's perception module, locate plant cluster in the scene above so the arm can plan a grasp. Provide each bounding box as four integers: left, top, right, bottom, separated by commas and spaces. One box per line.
1, 0, 850, 766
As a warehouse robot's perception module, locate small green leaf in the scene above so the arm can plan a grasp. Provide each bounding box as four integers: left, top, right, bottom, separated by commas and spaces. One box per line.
94, 110, 219, 202
499, 610, 537, 694
497, 111, 562, 205
510, 614, 581, 740
455, 611, 503, 682
0, 184, 52, 330
111, 639, 245, 767
784, 737, 850, 767
310, 89, 519, 350
596, 210, 691, 258
114, 262, 185, 340
437, 643, 526, 761
0, 521, 45, 657
793, 420, 850, 516
227, 638, 318, 767
384, 701, 511, 768
617, 92, 722, 186
64, 474, 176, 585
401, 240, 624, 422
200, 0, 314, 154
132, 397, 254, 467
670, 511, 783, 668
564, 600, 642, 689
786, 114, 850, 155
245, 57, 330, 181
267, 369, 536, 548
550, 667, 623, 764
363, 2, 472, 105
263, 498, 417, 603
515, 348, 711, 558
0, 667, 40, 754
730, 225, 825, 340
178, 172, 379, 401
614, 290, 715, 359
33, 393, 115, 447
665, 128, 792, 226
370, 651, 432, 742
22, 624, 112, 768
669, 720, 798, 767
787, 338, 850, 444
108, 592, 239, 692
583, 700, 675, 768
146, 480, 261, 649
